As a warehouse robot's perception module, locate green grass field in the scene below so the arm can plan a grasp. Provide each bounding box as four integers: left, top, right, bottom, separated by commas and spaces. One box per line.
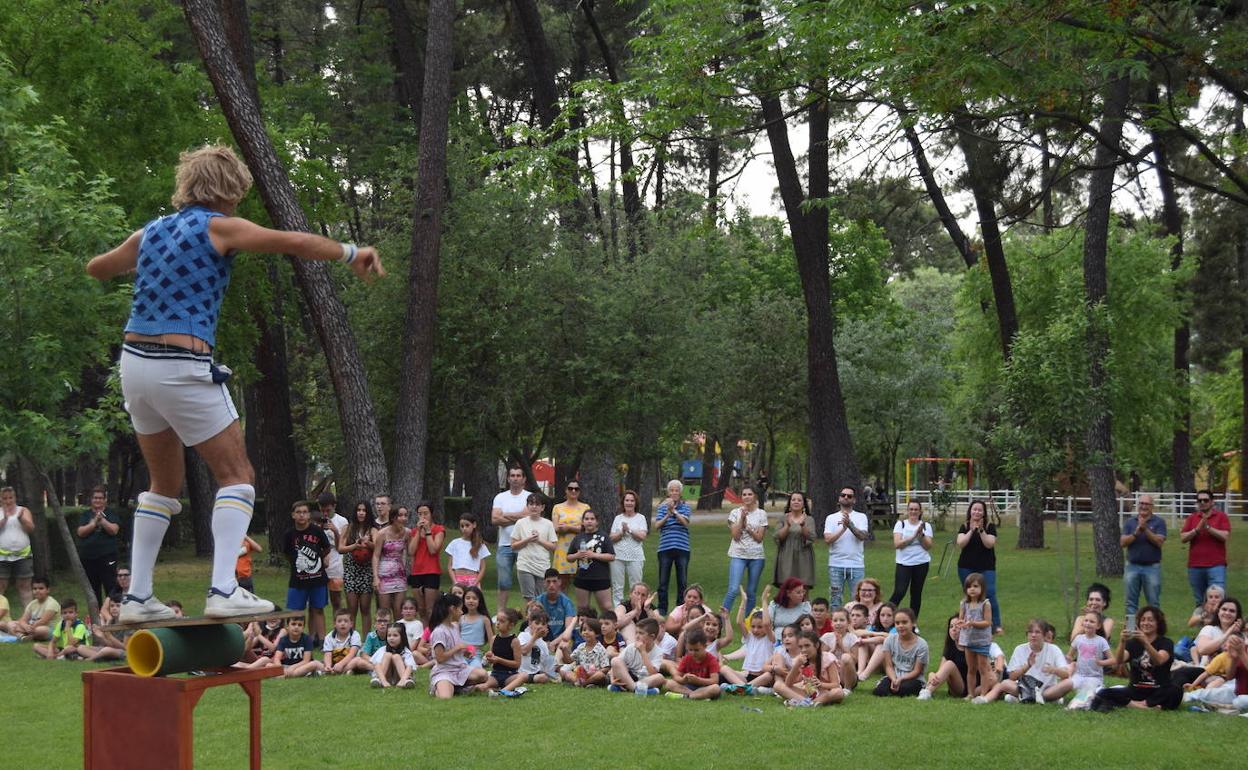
3, 517, 1246, 769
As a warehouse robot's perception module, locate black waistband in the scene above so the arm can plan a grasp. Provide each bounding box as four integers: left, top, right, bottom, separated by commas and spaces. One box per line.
122, 341, 212, 360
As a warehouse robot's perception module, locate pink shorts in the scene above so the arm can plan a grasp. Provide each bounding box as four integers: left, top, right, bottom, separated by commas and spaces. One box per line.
453, 573, 480, 588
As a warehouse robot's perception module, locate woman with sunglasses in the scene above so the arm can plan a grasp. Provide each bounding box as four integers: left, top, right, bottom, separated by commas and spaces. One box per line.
552, 482, 590, 591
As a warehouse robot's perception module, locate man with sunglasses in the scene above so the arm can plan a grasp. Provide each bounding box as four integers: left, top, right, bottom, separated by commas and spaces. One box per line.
824, 486, 868, 610
1179, 490, 1230, 606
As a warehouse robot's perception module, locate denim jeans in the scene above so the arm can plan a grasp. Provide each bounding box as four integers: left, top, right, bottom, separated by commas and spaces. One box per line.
722, 556, 766, 615
827, 565, 864, 610
958, 567, 1002, 630
495, 544, 515, 591
1187, 564, 1227, 606
1124, 561, 1161, 616
656, 549, 690, 615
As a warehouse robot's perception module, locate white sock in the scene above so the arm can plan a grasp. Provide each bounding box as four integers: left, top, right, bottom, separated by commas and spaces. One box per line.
210, 483, 255, 593
130, 492, 181, 599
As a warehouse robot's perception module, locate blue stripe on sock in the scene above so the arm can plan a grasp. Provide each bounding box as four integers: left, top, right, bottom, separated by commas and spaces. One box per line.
216, 494, 254, 509
135, 508, 171, 522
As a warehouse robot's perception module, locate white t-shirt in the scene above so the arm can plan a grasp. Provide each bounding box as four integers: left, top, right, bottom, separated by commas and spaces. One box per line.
322, 629, 361, 655
323, 513, 348, 579
821, 630, 859, 654
511, 515, 556, 575
1194, 624, 1224, 667
370, 646, 416, 668
620, 641, 664, 679
825, 510, 869, 567
517, 629, 558, 676
741, 633, 773, 672
1008, 642, 1066, 687
609, 513, 648, 562
492, 489, 529, 546
656, 631, 678, 660
444, 538, 491, 572
893, 519, 933, 566
401, 619, 424, 646
726, 507, 769, 560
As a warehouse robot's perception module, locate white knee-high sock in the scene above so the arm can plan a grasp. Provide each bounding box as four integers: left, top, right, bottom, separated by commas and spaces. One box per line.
211, 483, 255, 593
130, 492, 181, 598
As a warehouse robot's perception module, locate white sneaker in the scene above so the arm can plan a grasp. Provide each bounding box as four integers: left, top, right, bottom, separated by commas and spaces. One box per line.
917, 688, 932, 701
204, 585, 277, 618
119, 594, 176, 623
1004, 694, 1018, 703
755, 686, 774, 696
972, 696, 989, 705
1034, 689, 1045, 705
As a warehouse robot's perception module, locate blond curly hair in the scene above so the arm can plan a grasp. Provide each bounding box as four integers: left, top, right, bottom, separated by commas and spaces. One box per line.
170, 144, 253, 210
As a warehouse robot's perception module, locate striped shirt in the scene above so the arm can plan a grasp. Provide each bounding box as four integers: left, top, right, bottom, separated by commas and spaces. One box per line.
655, 501, 692, 553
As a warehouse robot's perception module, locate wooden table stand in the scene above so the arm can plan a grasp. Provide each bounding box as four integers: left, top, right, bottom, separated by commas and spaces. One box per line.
83, 666, 282, 770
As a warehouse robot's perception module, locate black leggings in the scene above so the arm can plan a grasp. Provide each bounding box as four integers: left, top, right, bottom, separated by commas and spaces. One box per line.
873, 677, 924, 697
1091, 684, 1182, 711
81, 556, 118, 604
889, 562, 930, 619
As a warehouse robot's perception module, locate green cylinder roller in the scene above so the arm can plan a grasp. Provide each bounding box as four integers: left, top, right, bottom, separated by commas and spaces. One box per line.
127, 624, 246, 677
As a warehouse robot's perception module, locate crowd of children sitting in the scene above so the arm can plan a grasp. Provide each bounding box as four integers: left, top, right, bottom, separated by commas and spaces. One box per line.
193, 569, 1242, 712
4, 504, 1245, 715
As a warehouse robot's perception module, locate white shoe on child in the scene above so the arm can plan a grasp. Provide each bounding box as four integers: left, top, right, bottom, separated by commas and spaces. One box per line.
972, 696, 989, 704
917, 688, 932, 701
119, 594, 176, 623
1034, 689, 1045, 704
1004, 694, 1018, 703
204, 585, 277, 618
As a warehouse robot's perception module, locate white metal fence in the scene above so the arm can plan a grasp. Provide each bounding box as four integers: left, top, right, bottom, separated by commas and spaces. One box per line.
895, 489, 1246, 526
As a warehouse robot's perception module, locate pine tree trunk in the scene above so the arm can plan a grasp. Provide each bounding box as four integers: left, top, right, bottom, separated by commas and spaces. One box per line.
38, 470, 100, 621
1149, 113, 1194, 493
578, 450, 617, 533
697, 436, 716, 511
391, 0, 455, 507
1085, 75, 1131, 577
741, 12, 861, 512
183, 0, 389, 500
184, 448, 217, 557
383, 0, 424, 117
17, 457, 51, 582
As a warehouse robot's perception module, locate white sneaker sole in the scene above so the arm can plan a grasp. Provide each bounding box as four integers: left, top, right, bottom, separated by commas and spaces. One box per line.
203, 599, 277, 618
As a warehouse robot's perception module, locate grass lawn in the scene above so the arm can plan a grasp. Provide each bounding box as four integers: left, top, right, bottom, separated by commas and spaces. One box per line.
3, 516, 1246, 769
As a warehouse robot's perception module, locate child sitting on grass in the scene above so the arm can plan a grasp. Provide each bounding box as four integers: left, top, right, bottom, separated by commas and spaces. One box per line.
504, 610, 563, 693
371, 622, 415, 689
974, 618, 1069, 704
34, 599, 90, 660
872, 608, 927, 697
725, 598, 775, 690
482, 608, 522, 694
820, 607, 859, 690
561, 617, 611, 687
274, 617, 322, 677
775, 629, 847, 707
609, 617, 665, 695
663, 627, 722, 700
78, 593, 127, 663
322, 608, 369, 675
428, 592, 489, 698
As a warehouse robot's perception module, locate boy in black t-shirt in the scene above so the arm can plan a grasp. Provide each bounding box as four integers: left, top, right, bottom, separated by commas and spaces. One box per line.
283, 501, 331, 644
274, 617, 322, 677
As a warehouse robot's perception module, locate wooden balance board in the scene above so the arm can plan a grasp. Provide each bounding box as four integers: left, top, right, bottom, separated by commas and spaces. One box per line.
102, 609, 301, 633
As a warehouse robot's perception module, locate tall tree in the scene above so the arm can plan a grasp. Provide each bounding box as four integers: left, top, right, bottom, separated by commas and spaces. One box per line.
743, 5, 861, 510
182, 0, 389, 502
392, 0, 455, 506
1084, 74, 1132, 577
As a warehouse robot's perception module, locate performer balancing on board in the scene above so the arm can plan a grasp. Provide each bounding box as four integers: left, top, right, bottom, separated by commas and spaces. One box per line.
87, 144, 384, 623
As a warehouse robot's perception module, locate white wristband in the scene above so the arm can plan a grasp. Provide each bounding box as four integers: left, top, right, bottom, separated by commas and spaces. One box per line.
340, 243, 358, 265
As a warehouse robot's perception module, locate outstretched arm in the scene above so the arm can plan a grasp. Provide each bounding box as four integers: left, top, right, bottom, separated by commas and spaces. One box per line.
209, 217, 384, 281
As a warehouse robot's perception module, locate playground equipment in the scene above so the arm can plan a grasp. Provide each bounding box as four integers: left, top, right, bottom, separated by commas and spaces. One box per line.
84, 611, 299, 769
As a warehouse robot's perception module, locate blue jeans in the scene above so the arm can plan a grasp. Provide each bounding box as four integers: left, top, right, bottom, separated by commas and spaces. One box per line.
1187, 564, 1227, 606
723, 557, 765, 615
958, 567, 1002, 630
828, 565, 864, 610
656, 549, 690, 615
495, 544, 515, 591
1124, 561, 1161, 616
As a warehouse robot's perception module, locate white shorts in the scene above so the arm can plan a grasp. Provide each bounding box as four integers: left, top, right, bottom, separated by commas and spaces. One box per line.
120, 343, 238, 446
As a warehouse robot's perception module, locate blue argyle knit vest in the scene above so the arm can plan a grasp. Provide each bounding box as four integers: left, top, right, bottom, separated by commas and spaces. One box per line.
124, 206, 233, 346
